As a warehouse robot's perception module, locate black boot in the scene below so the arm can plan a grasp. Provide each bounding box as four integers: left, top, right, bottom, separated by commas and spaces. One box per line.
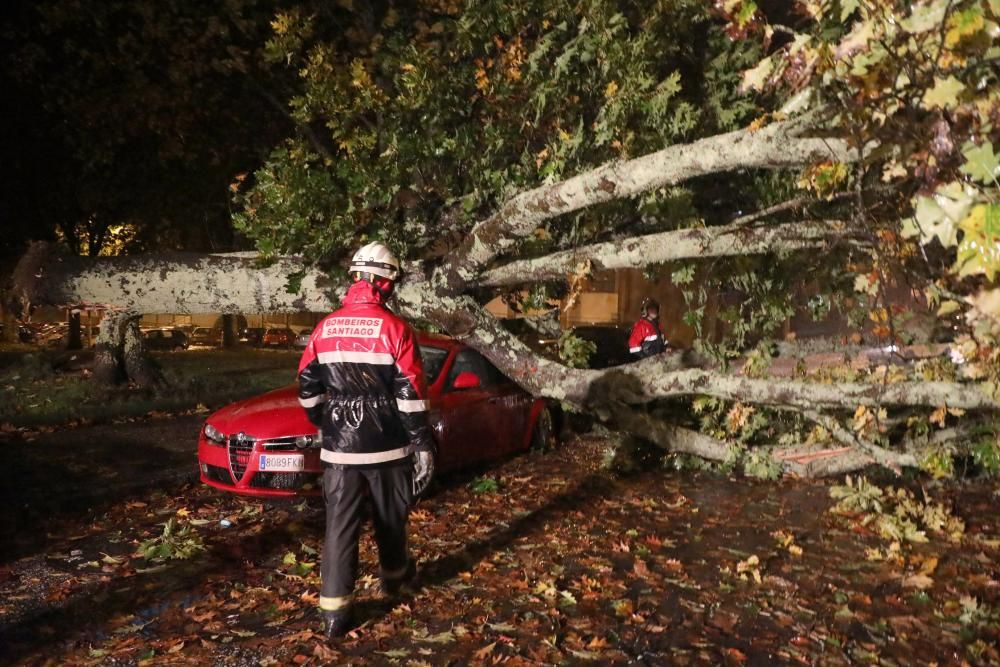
321, 608, 352, 640
379, 559, 417, 598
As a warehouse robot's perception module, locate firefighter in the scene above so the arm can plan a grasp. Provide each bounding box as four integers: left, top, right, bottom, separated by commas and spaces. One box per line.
297, 242, 436, 639
627, 297, 667, 359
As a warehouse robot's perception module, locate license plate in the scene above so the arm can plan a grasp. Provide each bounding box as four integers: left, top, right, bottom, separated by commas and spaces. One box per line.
259, 454, 305, 472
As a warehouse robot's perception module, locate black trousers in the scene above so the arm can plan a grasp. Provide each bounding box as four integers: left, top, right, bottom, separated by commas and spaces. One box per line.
319, 464, 412, 610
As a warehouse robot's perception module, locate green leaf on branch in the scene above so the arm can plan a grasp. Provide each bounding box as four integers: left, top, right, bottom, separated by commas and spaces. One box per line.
959, 142, 1000, 184
901, 2, 949, 33
905, 182, 978, 248
840, 0, 861, 21
285, 270, 306, 295
945, 5, 986, 47
740, 55, 776, 92
972, 437, 1000, 476
921, 76, 966, 110
797, 162, 848, 199
558, 329, 596, 369
955, 204, 1000, 279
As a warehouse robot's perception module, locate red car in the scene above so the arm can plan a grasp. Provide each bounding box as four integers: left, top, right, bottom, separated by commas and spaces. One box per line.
198, 334, 556, 497
261, 327, 295, 348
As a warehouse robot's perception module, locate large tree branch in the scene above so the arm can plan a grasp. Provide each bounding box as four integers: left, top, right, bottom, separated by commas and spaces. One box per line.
628, 367, 996, 411
437, 119, 857, 293
12, 242, 339, 314
479, 219, 854, 287
395, 289, 997, 413
802, 409, 918, 472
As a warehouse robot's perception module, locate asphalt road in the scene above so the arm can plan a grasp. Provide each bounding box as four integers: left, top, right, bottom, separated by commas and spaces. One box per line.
0, 414, 204, 563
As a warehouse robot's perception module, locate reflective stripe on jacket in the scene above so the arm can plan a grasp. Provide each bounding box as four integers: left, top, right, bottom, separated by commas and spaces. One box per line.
297, 281, 435, 467
628, 317, 666, 359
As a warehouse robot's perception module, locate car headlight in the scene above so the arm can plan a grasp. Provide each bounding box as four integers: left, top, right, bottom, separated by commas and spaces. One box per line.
204, 422, 225, 444
295, 434, 317, 449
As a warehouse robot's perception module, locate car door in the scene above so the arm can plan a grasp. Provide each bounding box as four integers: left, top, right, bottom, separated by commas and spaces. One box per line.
479, 362, 532, 455
437, 349, 521, 467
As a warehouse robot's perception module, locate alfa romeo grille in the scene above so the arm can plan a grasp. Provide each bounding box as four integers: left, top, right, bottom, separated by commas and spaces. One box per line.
228, 432, 255, 482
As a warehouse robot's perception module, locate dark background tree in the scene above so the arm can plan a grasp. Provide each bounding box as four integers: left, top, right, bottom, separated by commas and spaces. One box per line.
0, 0, 300, 263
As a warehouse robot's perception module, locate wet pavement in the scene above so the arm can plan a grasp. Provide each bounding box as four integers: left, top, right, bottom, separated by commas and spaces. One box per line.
0, 415, 203, 563
0, 432, 997, 665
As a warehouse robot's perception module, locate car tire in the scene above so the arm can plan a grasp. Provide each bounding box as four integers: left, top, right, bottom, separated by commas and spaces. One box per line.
529, 405, 557, 452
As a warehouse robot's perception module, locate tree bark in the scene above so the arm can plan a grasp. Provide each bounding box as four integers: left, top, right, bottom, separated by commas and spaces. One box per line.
67, 309, 83, 350
93, 312, 128, 385
437, 120, 858, 292
221, 314, 236, 348
12, 242, 337, 314
122, 316, 163, 387
93, 310, 163, 387
479, 219, 854, 287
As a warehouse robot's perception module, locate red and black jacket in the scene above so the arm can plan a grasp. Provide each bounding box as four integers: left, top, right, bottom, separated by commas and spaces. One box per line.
628, 317, 666, 359
297, 281, 435, 468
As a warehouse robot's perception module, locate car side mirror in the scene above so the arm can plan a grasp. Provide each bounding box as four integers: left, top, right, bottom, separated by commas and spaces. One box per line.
452, 371, 481, 390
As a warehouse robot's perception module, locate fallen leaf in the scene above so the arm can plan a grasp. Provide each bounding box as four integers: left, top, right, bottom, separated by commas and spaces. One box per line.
377, 648, 410, 658
415, 629, 455, 644
312, 642, 340, 662
902, 573, 934, 589
283, 630, 318, 644
473, 642, 496, 660
724, 647, 748, 663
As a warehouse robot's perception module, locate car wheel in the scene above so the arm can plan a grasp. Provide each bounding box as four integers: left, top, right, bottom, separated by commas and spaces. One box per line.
530, 405, 557, 452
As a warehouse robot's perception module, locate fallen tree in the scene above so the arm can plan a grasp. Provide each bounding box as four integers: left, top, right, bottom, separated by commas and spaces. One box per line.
13, 114, 997, 475
11, 0, 999, 477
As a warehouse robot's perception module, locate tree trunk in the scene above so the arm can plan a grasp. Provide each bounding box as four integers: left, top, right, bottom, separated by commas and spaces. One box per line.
221, 314, 236, 348
11, 242, 337, 315
93, 312, 127, 385
67, 309, 82, 350
93, 311, 163, 387
122, 316, 163, 387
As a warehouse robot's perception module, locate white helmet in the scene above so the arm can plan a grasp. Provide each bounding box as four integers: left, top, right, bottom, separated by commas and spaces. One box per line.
349, 242, 401, 281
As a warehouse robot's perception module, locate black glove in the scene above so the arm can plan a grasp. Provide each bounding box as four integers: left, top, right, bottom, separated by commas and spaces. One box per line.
412, 450, 434, 497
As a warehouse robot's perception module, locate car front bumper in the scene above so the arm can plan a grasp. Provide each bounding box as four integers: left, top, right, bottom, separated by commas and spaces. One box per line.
197, 433, 323, 498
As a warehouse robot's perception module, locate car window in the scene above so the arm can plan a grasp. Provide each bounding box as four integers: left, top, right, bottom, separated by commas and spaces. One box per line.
419, 345, 448, 385
147, 330, 162, 339
445, 349, 507, 390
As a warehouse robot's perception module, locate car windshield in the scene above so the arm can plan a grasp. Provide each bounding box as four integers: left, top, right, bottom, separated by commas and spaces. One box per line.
419, 345, 448, 384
